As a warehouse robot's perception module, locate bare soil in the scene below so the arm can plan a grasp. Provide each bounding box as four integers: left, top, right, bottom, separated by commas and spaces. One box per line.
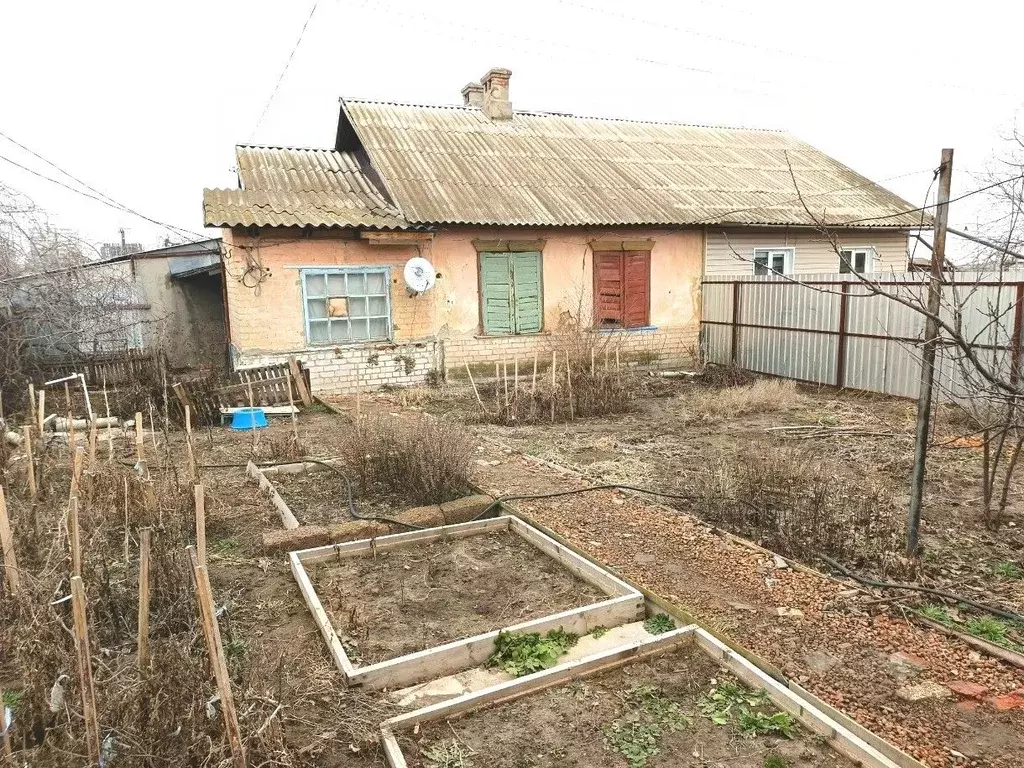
268, 466, 409, 526
307, 530, 607, 664
405, 645, 853, 768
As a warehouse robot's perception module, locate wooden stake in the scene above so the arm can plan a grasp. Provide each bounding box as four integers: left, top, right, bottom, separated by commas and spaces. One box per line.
532, 351, 539, 394
185, 405, 198, 483
0, 486, 20, 596
87, 420, 98, 472
123, 477, 130, 565
27, 383, 35, 433
513, 356, 519, 395
134, 411, 144, 461
138, 528, 151, 672
284, 368, 299, 445
70, 447, 84, 503
36, 389, 44, 437
70, 576, 102, 765
194, 485, 206, 566
67, 409, 76, 449
102, 377, 113, 462
605, 347, 610, 370
551, 351, 557, 424
22, 426, 36, 502
0, 389, 4, 424
191, 559, 247, 768
79, 373, 94, 423
69, 495, 81, 578
464, 363, 486, 413
148, 401, 159, 456
591, 347, 595, 376
566, 357, 575, 421
247, 383, 257, 450
616, 348, 620, 371
63, 381, 71, 415
503, 359, 509, 407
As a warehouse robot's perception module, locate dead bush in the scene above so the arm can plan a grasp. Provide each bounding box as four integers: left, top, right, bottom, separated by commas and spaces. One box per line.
339, 413, 472, 505
251, 431, 305, 463
687, 379, 806, 419
696, 363, 757, 389
692, 444, 909, 575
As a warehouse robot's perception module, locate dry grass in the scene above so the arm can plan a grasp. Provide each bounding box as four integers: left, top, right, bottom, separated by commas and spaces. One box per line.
691, 444, 909, 575
339, 413, 473, 505
687, 379, 807, 419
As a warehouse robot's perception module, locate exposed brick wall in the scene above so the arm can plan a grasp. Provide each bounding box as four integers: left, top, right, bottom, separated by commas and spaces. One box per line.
443, 325, 698, 379
235, 340, 439, 396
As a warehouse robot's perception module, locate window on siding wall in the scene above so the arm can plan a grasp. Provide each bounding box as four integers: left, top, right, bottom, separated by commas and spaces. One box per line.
752, 248, 794, 276
593, 250, 651, 328
479, 251, 543, 335
839, 248, 875, 274
302, 268, 391, 344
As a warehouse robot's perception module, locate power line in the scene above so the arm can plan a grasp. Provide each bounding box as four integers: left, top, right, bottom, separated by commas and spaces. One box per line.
248, 0, 320, 142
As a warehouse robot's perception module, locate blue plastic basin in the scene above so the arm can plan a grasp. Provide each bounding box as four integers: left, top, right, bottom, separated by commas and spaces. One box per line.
230, 407, 269, 430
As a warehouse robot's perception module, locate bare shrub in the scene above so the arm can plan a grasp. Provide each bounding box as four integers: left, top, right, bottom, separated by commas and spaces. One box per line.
340, 414, 472, 505
688, 379, 806, 419
692, 444, 908, 575
696, 363, 756, 389
251, 431, 305, 463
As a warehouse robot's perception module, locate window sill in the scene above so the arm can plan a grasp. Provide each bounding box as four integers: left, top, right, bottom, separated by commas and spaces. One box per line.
593, 326, 658, 335
473, 332, 551, 340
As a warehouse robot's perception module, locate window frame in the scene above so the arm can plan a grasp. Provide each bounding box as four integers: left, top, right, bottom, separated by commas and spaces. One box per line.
476, 250, 545, 336
752, 247, 795, 276
299, 266, 392, 346
592, 249, 652, 330
839, 247, 876, 275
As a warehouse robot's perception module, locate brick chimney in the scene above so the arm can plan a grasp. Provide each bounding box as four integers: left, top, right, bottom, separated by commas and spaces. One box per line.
480, 68, 512, 120
461, 81, 485, 108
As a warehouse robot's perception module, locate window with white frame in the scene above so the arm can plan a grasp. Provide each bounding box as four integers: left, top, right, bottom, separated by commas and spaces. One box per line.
839, 248, 875, 274
301, 268, 391, 344
753, 248, 794, 276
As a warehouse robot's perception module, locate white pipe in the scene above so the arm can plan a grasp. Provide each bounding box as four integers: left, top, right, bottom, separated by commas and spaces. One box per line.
43, 373, 79, 387
79, 374, 95, 422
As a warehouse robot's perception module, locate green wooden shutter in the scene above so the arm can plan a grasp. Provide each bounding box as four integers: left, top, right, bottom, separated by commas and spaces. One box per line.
480, 253, 513, 334
511, 251, 542, 334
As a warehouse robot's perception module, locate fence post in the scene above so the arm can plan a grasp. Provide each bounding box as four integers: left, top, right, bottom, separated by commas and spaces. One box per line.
835, 281, 851, 388
1011, 283, 1024, 385
730, 281, 741, 365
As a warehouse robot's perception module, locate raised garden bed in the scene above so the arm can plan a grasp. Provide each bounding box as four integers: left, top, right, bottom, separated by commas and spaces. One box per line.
290, 516, 645, 689
380, 627, 907, 768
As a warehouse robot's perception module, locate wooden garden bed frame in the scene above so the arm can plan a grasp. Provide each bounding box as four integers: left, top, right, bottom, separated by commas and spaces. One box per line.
379, 625, 906, 768
289, 515, 645, 690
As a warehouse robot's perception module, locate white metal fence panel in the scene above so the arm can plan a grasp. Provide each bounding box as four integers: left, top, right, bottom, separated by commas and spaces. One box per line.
701, 271, 1024, 400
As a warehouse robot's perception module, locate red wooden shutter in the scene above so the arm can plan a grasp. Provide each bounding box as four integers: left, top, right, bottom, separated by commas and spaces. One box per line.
622, 251, 650, 328
594, 251, 623, 327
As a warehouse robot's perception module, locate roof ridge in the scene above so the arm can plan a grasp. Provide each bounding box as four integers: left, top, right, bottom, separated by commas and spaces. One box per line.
236, 144, 339, 152
340, 97, 787, 133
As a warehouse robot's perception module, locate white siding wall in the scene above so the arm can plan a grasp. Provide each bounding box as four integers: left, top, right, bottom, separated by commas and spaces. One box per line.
704, 227, 910, 276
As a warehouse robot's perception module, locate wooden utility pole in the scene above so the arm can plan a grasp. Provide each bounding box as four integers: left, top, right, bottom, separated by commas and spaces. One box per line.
907, 148, 953, 557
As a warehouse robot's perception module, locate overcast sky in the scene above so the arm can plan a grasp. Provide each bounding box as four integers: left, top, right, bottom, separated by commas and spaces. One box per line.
2, 0, 1022, 257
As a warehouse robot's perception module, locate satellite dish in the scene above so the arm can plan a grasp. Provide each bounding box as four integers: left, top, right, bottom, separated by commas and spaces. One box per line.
403, 257, 437, 294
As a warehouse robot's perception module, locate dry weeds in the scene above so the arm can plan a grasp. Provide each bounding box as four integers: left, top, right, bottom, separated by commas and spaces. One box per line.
687, 379, 807, 420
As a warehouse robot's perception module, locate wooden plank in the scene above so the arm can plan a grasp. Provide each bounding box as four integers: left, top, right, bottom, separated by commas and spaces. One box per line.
0, 487, 19, 595
380, 729, 407, 768
294, 516, 512, 564
69, 496, 81, 578
22, 426, 36, 501
247, 461, 300, 530
288, 356, 313, 406
350, 593, 645, 690
70, 576, 102, 764
508, 516, 634, 597
192, 561, 247, 768
138, 528, 151, 671
383, 626, 696, 730
289, 552, 356, 678
194, 485, 206, 565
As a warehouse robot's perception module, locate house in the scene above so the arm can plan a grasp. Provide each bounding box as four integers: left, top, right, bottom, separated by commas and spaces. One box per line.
3, 238, 227, 370
202, 68, 923, 395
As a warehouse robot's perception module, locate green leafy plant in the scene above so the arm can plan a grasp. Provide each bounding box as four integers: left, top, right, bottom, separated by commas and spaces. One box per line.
966, 616, 1008, 644
223, 636, 248, 661
643, 614, 675, 635
209, 537, 241, 557
763, 755, 790, 768
487, 628, 578, 677
423, 739, 474, 768
700, 679, 795, 740
918, 604, 951, 624
591, 625, 609, 639
739, 710, 797, 739
602, 686, 690, 768
994, 561, 1023, 579
2, 690, 22, 711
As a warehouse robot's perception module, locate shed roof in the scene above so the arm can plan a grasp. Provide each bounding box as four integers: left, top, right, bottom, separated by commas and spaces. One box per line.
338, 100, 925, 229
203, 146, 411, 229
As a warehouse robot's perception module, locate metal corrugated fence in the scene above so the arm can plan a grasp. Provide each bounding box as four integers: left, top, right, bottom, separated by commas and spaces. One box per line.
701, 271, 1024, 400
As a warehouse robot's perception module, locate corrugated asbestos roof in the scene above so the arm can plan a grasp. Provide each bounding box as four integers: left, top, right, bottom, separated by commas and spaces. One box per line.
340, 100, 925, 228
202, 146, 411, 229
